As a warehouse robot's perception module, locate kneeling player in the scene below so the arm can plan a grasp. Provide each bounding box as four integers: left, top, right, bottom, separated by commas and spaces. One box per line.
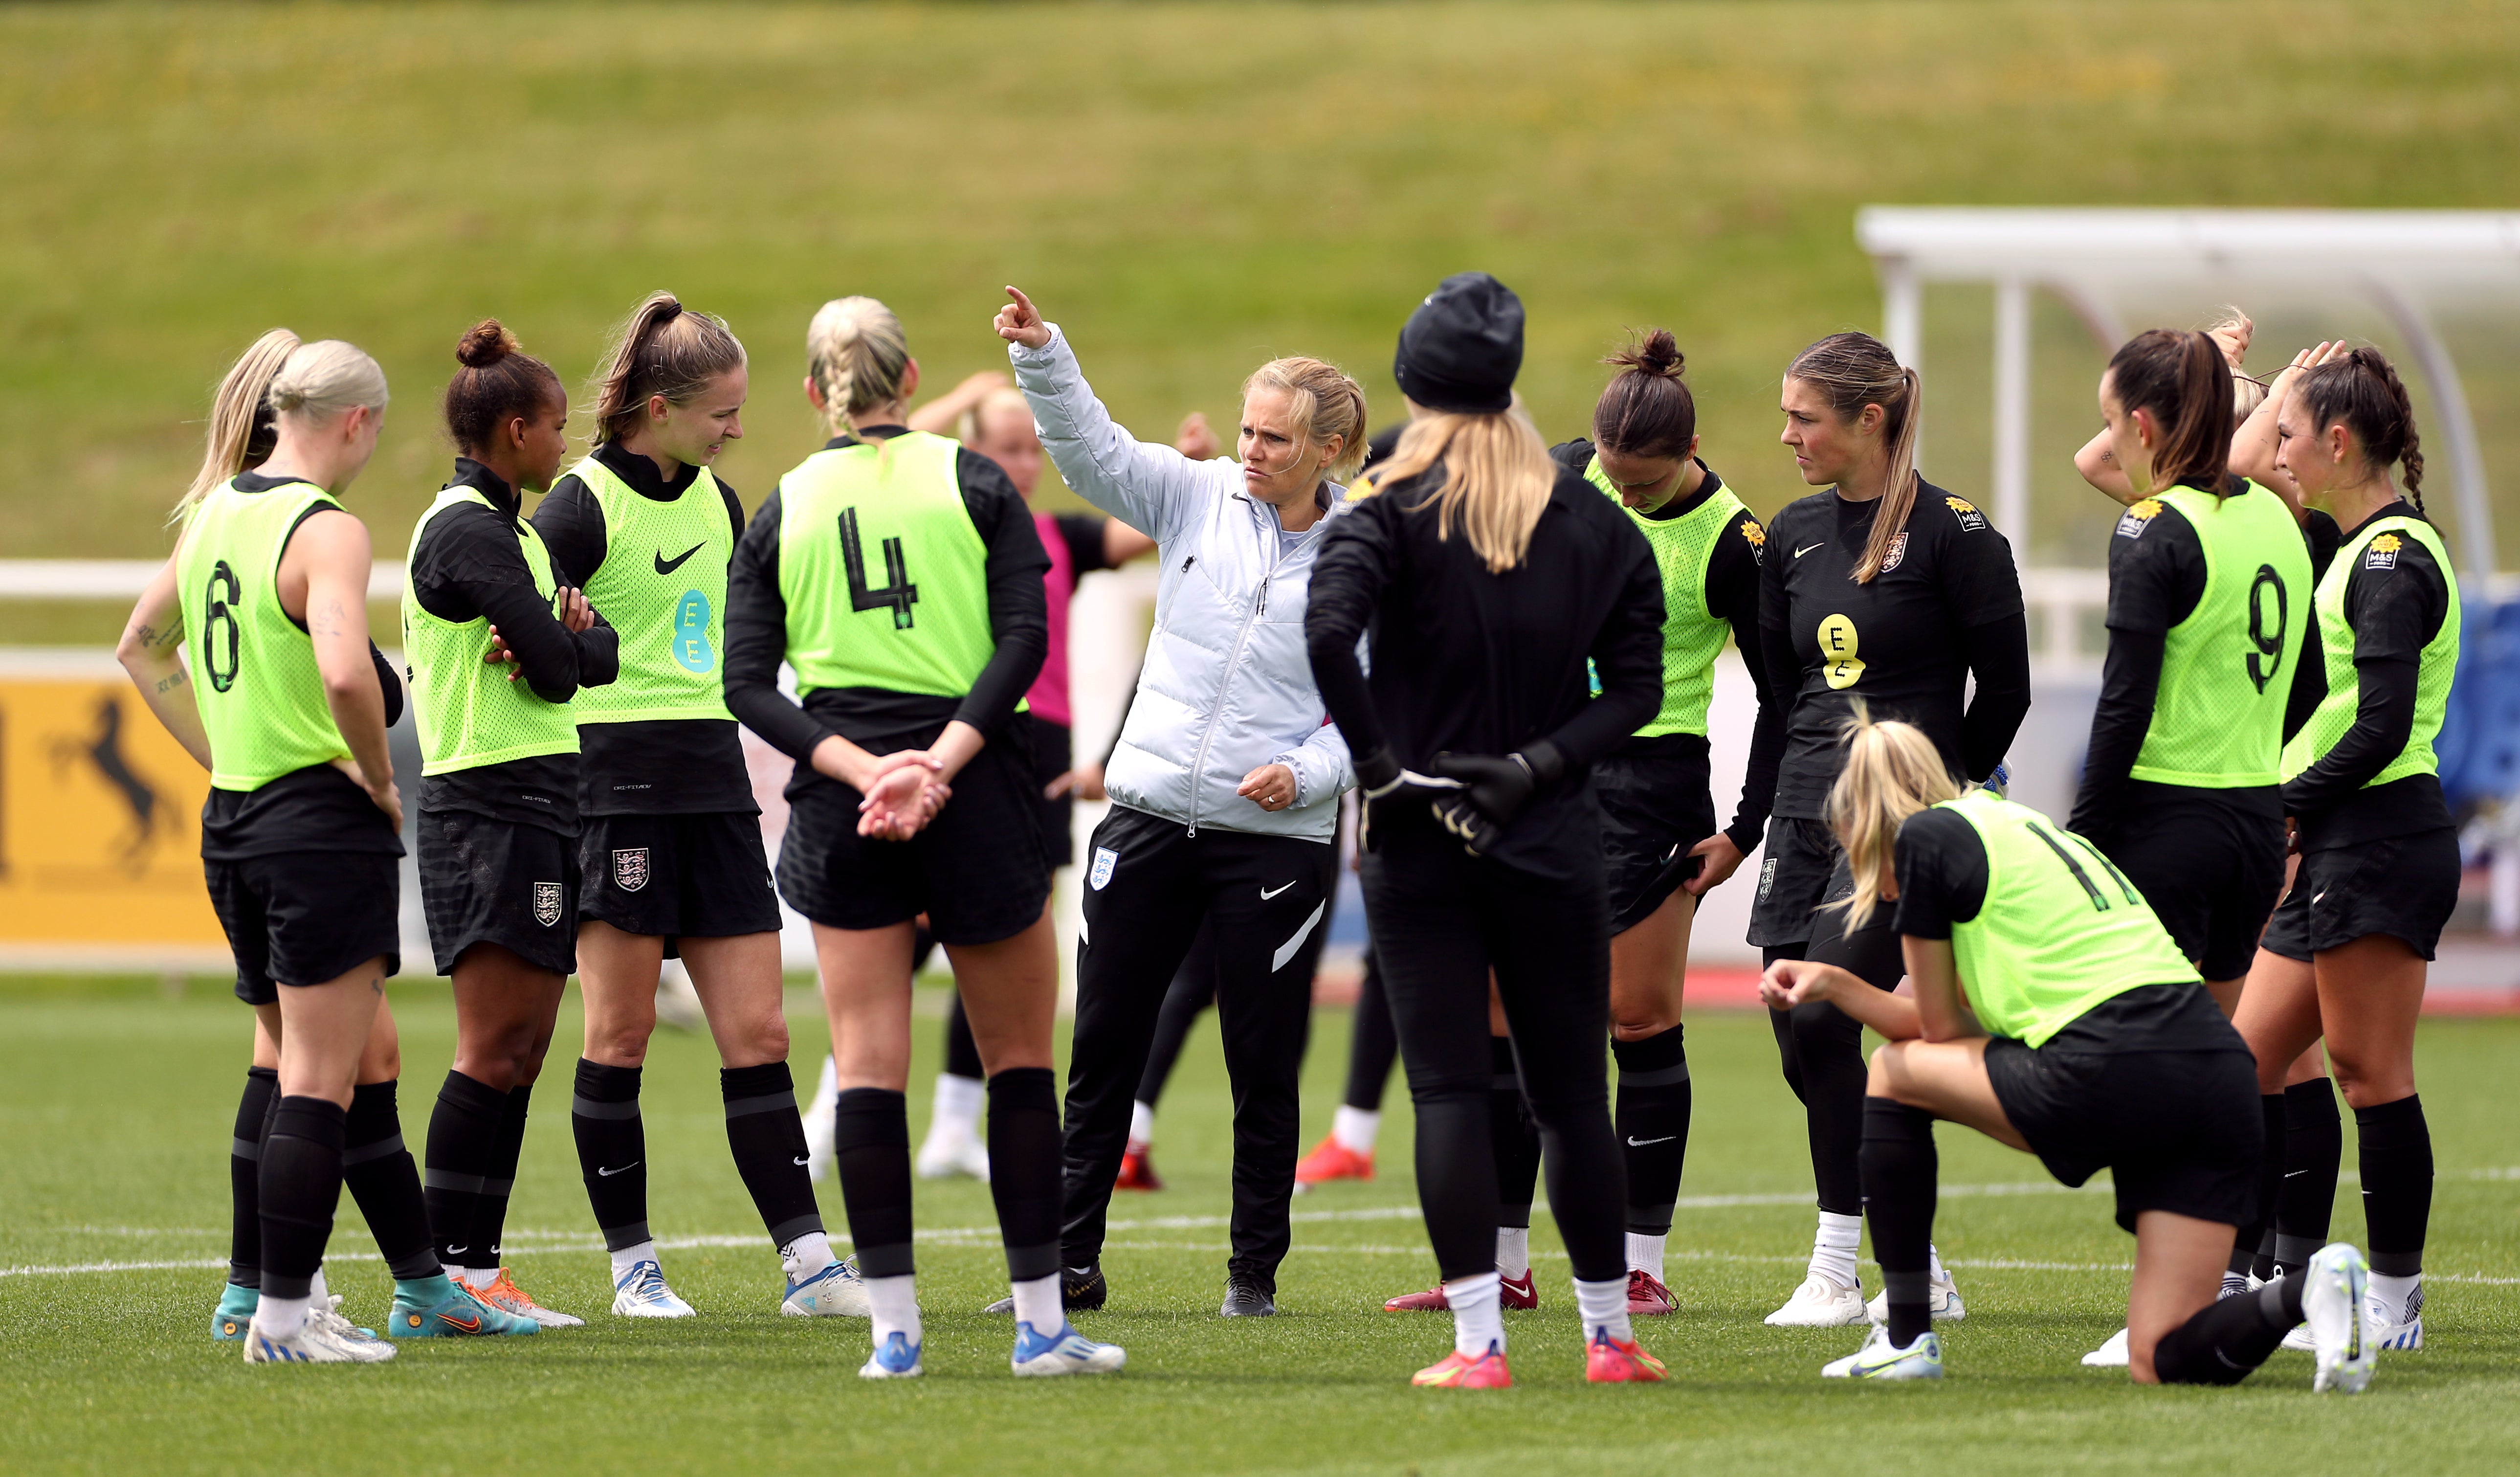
1761, 714, 2375, 1390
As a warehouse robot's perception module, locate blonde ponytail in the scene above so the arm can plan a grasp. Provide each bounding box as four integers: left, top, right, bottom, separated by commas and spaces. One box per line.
1825, 704, 1960, 928
177, 328, 300, 518
805, 295, 911, 435
1372, 402, 1554, 573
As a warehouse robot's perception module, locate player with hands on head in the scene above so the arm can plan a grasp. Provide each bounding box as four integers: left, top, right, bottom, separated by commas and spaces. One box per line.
531, 292, 849, 1322
997, 283, 1360, 1321
119, 332, 423, 1363
1759, 711, 2376, 1393
1307, 272, 1671, 1388
725, 295, 1115, 1380
2231, 345, 2458, 1355
1751, 330, 2030, 1330
400, 319, 623, 1331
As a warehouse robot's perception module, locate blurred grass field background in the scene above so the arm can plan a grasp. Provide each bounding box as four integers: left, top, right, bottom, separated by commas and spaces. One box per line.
6, 0, 2519, 626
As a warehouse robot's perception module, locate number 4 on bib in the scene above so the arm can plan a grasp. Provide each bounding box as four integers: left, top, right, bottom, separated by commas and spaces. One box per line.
841, 508, 918, 629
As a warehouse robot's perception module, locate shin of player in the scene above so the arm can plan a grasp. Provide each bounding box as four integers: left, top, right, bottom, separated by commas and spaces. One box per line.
121, 334, 406, 1364
534, 294, 840, 1318
1765, 714, 2375, 1392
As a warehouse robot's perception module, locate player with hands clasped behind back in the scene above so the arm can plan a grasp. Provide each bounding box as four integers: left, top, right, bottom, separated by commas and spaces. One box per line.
402, 320, 621, 1332
1306, 273, 1670, 1388
119, 334, 421, 1364
2229, 346, 2459, 1355
531, 294, 849, 1321
1760, 712, 2378, 1393
725, 295, 1122, 1379
1753, 333, 2031, 1328
998, 284, 1359, 1320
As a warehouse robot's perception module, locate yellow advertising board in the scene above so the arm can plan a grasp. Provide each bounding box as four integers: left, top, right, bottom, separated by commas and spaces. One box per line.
0, 653, 228, 962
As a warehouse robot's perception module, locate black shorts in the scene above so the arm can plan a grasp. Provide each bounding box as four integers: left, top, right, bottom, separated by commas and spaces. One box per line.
1747, 815, 1845, 950
1022, 713, 1076, 870
777, 736, 1049, 946
578, 810, 782, 947
1985, 985, 2263, 1232
418, 809, 581, 977
204, 852, 401, 1006
1596, 735, 1716, 935
2090, 790, 2286, 981
2259, 826, 2461, 962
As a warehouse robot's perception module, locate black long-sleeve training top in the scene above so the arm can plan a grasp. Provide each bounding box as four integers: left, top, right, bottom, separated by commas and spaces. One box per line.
1304, 456, 1666, 879
2280, 498, 2455, 850
1549, 438, 1787, 855
531, 439, 755, 815
725, 427, 1050, 764
410, 457, 619, 831
1758, 479, 2030, 817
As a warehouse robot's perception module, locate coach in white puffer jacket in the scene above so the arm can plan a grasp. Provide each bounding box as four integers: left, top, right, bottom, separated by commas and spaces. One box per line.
1007, 316, 1354, 838
995, 286, 1364, 1313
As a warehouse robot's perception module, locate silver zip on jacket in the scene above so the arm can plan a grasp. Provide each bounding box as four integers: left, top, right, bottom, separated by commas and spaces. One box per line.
1184, 495, 1296, 837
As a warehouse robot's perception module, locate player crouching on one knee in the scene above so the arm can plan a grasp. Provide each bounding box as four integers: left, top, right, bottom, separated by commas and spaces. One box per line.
1759, 709, 2378, 1392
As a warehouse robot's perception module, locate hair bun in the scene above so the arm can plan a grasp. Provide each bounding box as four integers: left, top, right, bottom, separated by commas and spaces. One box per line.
1607, 328, 1684, 380
456, 319, 516, 369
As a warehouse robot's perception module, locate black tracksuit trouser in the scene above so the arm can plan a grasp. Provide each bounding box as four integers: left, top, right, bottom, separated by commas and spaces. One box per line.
1062, 804, 1335, 1289
1363, 822, 1626, 1286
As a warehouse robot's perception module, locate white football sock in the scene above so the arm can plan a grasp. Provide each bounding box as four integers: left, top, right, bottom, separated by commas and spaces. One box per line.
2369, 1271, 2421, 1321
254, 1292, 311, 1338
1495, 1227, 1530, 1280
779, 1230, 836, 1279
1810, 1211, 1862, 1290
459, 1267, 498, 1291
1445, 1271, 1503, 1357
611, 1240, 659, 1282
1928, 1243, 1948, 1282
1331, 1105, 1380, 1155
1575, 1275, 1633, 1346
1011, 1272, 1062, 1333
308, 1266, 330, 1303
931, 1072, 984, 1136
1128, 1099, 1156, 1146
1626, 1231, 1666, 1282
442, 1261, 468, 1283
864, 1272, 921, 1346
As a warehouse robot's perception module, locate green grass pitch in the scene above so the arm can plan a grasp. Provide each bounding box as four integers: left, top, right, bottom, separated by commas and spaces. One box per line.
3, 982, 2516, 1475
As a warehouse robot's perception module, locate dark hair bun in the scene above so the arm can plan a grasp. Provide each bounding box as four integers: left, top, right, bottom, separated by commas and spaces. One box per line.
1607, 328, 1684, 380
456, 319, 516, 369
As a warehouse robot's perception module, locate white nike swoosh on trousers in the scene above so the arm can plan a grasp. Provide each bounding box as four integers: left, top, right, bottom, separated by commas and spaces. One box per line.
1260, 881, 1297, 900
793, 1157, 811, 1166
597, 1163, 639, 1177
1626, 1136, 1677, 1147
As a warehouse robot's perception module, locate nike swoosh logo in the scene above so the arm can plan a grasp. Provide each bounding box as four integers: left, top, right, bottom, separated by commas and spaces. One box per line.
2285, 1170, 2307, 1178
1626, 1135, 1677, 1146
1260, 881, 1297, 899
793, 1156, 811, 1166
597, 1163, 640, 1177
1794, 542, 1826, 559
445, 1245, 468, 1254
439, 1313, 482, 1333
654, 543, 705, 576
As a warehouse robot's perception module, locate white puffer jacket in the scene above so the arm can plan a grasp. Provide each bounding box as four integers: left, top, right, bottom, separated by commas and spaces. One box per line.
1011, 325, 1353, 840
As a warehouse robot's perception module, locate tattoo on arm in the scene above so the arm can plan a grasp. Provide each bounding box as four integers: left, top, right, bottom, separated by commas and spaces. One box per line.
155, 671, 187, 694
310, 598, 347, 638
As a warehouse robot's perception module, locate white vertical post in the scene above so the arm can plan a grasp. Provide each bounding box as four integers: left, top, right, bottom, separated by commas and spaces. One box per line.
1880, 260, 1923, 472
1992, 277, 2031, 551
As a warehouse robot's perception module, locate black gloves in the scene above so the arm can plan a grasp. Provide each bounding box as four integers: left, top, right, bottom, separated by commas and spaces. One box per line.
1425, 740, 1566, 855
1352, 745, 1463, 851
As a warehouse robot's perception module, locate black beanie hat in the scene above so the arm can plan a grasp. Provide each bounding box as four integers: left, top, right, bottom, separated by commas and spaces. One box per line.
1393, 272, 1524, 415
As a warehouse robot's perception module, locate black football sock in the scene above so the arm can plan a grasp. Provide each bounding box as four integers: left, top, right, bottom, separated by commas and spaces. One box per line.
1861, 1097, 1937, 1348
424, 1070, 507, 1269
986, 1068, 1063, 1284
468, 1083, 532, 1275
2152, 1275, 2304, 1385
942, 994, 985, 1081
722, 1062, 823, 1252
834, 1088, 915, 1278
344, 1079, 441, 1281
2232, 1093, 2286, 1277
1490, 1036, 1542, 1236
2355, 1094, 2432, 1278
2274, 1077, 2343, 1277
259, 1096, 348, 1301
227, 1067, 280, 1289
572, 1059, 650, 1251
1613, 1024, 1691, 1237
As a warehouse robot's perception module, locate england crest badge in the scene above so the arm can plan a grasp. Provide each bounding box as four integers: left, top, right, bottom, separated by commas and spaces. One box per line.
613, 848, 651, 893
1089, 846, 1118, 891
533, 882, 564, 927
